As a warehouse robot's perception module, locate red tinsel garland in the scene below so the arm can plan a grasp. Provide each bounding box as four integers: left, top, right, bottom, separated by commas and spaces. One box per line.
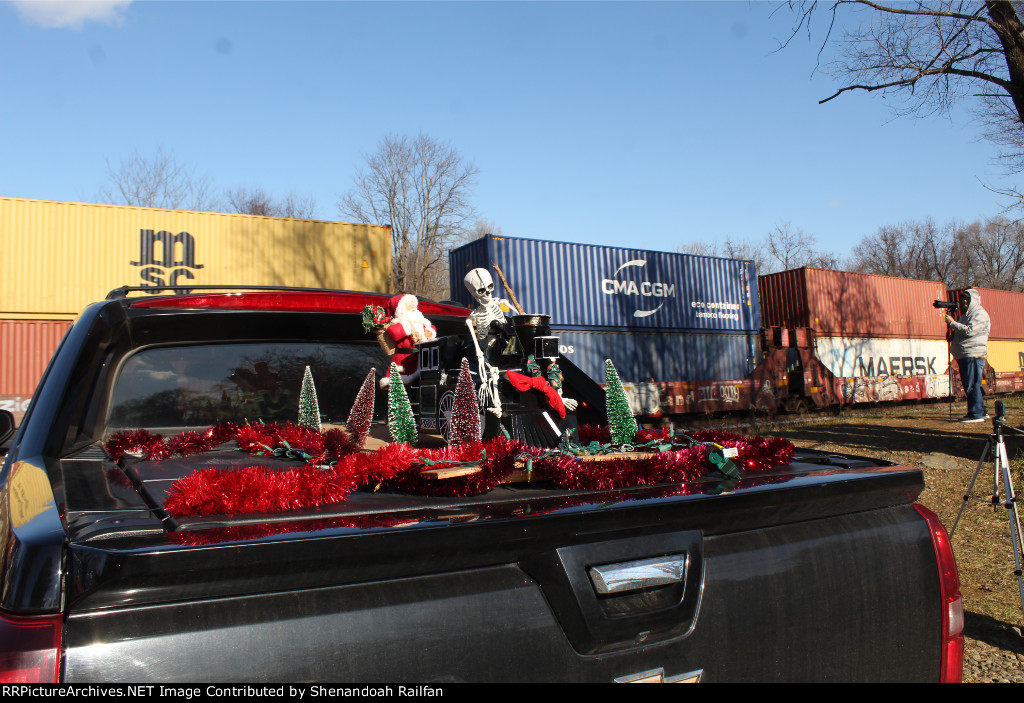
105, 421, 358, 467
107, 421, 795, 518
153, 428, 794, 517
164, 464, 357, 516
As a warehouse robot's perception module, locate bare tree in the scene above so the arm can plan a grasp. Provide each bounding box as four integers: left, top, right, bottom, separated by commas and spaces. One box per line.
226, 186, 318, 219
676, 240, 718, 257
99, 147, 219, 211
338, 134, 479, 298
763, 222, 841, 272
473, 218, 504, 239
848, 215, 1024, 289
676, 227, 839, 274
784, 1, 1024, 171
849, 218, 962, 281
960, 216, 1024, 288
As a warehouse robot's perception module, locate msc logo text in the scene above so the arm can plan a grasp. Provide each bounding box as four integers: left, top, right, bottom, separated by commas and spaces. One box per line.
131, 229, 204, 292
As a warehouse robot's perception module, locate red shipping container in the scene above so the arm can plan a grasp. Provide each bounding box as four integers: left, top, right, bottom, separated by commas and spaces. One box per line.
950, 287, 1024, 341
758, 268, 948, 339
1, 320, 72, 422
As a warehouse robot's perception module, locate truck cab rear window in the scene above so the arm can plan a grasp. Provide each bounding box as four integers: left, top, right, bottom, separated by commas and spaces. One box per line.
107, 342, 387, 429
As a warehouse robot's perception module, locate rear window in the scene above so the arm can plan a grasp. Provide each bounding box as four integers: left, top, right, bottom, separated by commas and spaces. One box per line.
107, 342, 387, 429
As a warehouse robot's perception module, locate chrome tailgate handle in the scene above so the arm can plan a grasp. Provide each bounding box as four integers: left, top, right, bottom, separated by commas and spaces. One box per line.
587, 554, 686, 595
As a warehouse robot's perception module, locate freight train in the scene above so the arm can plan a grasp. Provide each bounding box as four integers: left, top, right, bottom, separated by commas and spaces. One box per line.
448, 235, 1024, 418
5, 212, 1022, 425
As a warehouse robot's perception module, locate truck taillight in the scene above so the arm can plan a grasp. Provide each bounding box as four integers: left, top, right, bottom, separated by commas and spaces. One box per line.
914, 504, 964, 683
0, 611, 62, 683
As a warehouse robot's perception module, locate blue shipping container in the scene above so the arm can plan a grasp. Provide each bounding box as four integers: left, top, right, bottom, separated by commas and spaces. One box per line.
449, 235, 760, 333
554, 329, 760, 384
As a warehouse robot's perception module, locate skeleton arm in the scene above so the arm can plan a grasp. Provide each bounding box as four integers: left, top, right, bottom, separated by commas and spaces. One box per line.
465, 317, 503, 417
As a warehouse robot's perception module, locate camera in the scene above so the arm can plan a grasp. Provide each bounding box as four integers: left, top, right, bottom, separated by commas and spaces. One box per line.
932, 300, 959, 310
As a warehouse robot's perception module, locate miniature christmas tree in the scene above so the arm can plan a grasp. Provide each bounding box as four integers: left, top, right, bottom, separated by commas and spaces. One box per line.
298, 366, 322, 431
387, 362, 417, 444
604, 359, 637, 445
449, 358, 481, 445
347, 368, 376, 447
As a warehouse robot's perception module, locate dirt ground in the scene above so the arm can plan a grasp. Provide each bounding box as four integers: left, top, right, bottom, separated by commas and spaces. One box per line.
705, 400, 1024, 682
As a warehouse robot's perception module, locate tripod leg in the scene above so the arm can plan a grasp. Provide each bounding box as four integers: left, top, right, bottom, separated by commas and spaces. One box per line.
952, 438, 993, 539
994, 439, 1004, 509
996, 437, 1024, 626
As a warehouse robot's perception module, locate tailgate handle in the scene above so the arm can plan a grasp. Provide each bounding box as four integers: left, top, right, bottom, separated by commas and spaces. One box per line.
587, 554, 686, 595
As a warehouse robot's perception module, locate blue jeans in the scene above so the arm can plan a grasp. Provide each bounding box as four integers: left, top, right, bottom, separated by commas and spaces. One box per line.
957, 357, 986, 419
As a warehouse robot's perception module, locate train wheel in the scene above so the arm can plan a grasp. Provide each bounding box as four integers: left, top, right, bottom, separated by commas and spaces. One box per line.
438, 390, 456, 443
785, 398, 809, 416
438, 390, 488, 444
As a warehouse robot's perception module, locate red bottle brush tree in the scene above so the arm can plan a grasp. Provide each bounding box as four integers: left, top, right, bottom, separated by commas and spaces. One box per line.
449, 358, 481, 445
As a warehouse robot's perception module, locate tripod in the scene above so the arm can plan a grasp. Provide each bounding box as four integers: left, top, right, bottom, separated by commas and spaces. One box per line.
950, 401, 1024, 626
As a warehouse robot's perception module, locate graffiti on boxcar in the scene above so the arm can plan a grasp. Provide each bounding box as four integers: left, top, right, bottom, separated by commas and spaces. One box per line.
623, 382, 661, 416
926, 374, 948, 398
719, 385, 740, 403
842, 375, 904, 403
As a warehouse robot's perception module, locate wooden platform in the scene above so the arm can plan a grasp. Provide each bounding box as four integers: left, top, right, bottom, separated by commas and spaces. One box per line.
360, 422, 655, 481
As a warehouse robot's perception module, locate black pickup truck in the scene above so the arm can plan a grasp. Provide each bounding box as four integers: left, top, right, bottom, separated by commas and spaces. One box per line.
0, 289, 963, 683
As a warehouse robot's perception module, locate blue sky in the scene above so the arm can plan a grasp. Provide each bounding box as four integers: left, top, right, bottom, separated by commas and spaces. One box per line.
0, 0, 1014, 260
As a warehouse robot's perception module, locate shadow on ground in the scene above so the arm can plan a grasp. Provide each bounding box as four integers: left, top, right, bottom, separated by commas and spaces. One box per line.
966, 611, 1024, 651
756, 410, 1010, 462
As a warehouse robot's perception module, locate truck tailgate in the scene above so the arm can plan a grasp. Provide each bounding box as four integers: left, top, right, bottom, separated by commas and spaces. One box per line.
61, 454, 938, 682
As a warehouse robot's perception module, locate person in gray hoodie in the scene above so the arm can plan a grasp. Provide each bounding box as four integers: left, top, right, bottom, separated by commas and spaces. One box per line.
943, 288, 991, 422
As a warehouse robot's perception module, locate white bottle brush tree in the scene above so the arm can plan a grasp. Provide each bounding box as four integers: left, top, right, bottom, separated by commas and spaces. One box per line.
298, 365, 322, 431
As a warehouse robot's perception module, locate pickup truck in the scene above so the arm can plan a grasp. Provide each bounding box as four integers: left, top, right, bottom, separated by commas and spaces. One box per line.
0, 288, 963, 683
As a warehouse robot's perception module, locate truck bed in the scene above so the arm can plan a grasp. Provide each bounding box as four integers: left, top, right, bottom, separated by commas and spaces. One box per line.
49, 443, 940, 682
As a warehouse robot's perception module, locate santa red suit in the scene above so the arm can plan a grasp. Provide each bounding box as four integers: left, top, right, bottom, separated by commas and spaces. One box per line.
380, 294, 436, 388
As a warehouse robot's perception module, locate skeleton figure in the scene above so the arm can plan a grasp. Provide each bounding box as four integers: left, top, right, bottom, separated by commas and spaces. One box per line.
463, 268, 513, 345
463, 268, 513, 418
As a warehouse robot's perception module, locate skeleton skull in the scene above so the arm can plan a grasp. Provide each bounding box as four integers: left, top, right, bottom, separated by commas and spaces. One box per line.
464, 268, 495, 305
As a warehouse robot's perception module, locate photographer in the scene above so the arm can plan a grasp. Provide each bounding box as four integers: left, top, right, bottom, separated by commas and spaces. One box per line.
943, 288, 992, 423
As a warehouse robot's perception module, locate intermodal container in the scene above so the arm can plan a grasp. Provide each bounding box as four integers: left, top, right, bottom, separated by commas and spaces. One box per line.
555, 329, 760, 384
0, 319, 72, 422
1, 197, 392, 320
812, 336, 951, 378
758, 267, 948, 339
988, 341, 1024, 375
449, 235, 760, 332
950, 287, 1024, 341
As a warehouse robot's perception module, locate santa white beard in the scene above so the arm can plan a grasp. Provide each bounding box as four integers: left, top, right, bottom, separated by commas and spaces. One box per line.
395, 307, 432, 343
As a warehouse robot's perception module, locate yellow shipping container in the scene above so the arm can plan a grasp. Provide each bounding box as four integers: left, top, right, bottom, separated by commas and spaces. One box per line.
1, 197, 391, 320
987, 340, 1024, 375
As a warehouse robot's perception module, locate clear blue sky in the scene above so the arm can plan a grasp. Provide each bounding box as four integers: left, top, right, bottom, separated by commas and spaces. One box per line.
0, 0, 1013, 261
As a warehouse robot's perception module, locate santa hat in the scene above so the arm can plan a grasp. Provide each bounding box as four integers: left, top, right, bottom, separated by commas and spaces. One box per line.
390, 293, 417, 318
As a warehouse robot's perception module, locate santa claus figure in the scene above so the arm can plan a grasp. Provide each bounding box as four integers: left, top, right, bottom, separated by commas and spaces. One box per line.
380, 293, 436, 388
